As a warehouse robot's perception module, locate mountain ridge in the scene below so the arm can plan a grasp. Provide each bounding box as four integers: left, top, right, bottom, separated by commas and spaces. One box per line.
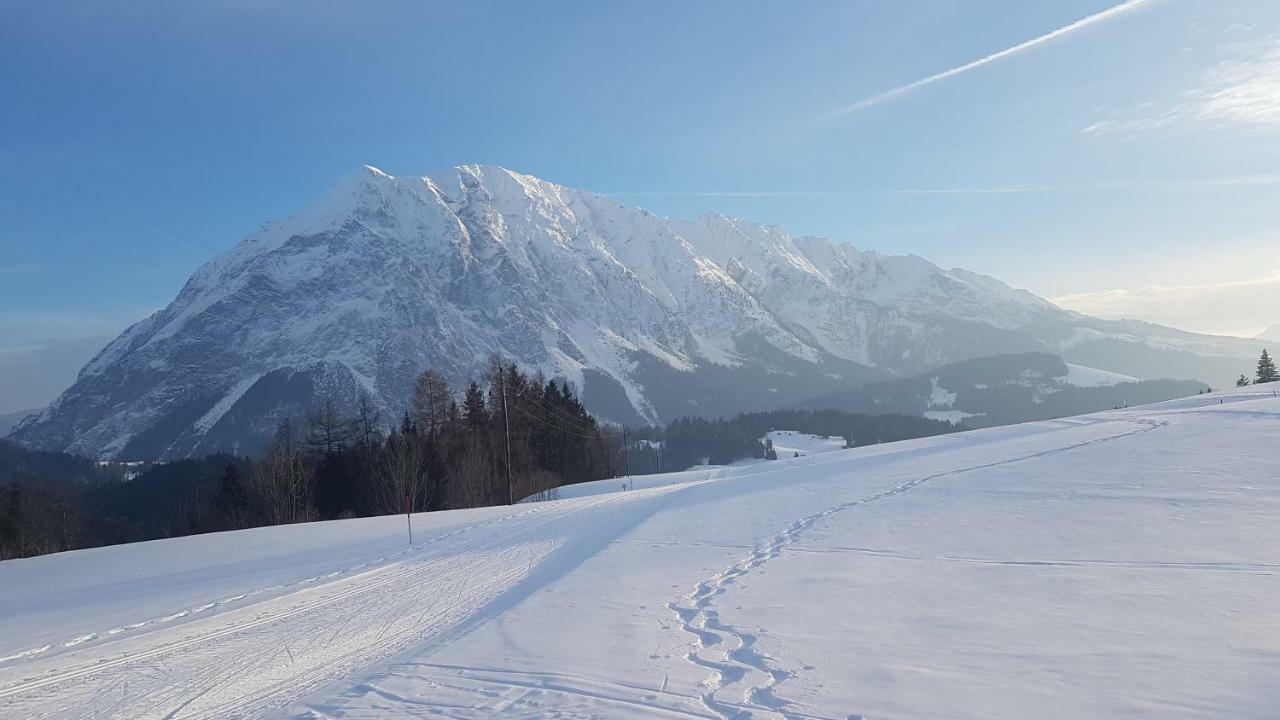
12, 164, 1266, 459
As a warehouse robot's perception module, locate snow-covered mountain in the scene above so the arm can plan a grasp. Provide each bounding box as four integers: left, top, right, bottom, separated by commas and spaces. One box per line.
11, 165, 1266, 459
1258, 323, 1280, 342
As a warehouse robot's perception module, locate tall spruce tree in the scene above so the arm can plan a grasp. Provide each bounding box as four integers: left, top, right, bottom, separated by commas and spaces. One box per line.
463, 382, 488, 430
1257, 349, 1278, 384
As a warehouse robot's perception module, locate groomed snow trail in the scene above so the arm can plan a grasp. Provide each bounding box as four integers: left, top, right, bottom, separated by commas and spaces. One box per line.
3, 389, 1278, 719
667, 417, 1167, 719
0, 489, 681, 719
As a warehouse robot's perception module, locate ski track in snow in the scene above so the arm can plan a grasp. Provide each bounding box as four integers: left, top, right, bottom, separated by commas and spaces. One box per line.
5, 392, 1276, 719
667, 416, 1168, 720
0, 502, 555, 667
0, 491, 653, 719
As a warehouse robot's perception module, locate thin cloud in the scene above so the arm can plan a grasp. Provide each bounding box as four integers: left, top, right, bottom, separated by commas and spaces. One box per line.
1084, 41, 1280, 135
826, 0, 1151, 119
601, 191, 846, 198
887, 174, 1280, 194
0, 308, 152, 351
600, 173, 1280, 198
1053, 271, 1280, 337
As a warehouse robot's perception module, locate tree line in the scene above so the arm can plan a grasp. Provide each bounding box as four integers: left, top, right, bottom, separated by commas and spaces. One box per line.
2, 361, 959, 561
625, 408, 957, 475
1, 358, 618, 560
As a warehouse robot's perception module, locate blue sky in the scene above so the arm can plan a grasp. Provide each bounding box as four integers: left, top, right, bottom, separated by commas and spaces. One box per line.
2, 0, 1279, 409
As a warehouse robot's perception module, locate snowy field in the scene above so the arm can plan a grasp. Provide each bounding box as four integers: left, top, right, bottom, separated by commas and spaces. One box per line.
551, 430, 847, 500
1, 387, 1278, 718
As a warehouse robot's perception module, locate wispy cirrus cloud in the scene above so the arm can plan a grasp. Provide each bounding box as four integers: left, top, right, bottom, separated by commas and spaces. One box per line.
0, 261, 45, 276
1053, 271, 1280, 337
825, 0, 1151, 119
1084, 41, 1280, 135
886, 173, 1280, 195
601, 173, 1280, 198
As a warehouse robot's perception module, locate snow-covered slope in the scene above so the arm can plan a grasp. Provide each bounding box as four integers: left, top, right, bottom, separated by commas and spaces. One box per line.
2, 388, 1277, 718
550, 429, 848, 501
797, 352, 1207, 428
1062, 362, 1137, 387
763, 429, 846, 457
1258, 323, 1280, 342
11, 165, 1266, 458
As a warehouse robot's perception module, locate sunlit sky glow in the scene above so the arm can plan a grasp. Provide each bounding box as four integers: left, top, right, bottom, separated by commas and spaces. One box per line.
1, 1, 1278, 401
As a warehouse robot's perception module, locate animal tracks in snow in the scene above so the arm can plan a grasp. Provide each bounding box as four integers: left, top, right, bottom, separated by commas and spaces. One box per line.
668, 417, 1168, 720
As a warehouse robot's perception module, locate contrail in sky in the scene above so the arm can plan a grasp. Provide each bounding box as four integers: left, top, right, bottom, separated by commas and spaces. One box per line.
825, 0, 1152, 119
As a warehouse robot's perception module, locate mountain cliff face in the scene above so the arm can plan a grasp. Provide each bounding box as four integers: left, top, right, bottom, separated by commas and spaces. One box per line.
11, 165, 1265, 459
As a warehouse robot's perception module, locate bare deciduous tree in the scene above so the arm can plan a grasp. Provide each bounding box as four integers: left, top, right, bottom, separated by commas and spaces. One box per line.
374, 430, 431, 516
355, 393, 383, 448
248, 420, 314, 525
412, 370, 452, 440
305, 399, 357, 458
517, 469, 560, 503
449, 438, 497, 509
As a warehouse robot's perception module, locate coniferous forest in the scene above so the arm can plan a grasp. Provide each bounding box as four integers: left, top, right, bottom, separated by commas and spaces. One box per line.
1, 359, 954, 560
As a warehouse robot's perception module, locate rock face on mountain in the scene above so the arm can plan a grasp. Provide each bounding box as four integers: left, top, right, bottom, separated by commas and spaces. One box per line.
11, 165, 1265, 459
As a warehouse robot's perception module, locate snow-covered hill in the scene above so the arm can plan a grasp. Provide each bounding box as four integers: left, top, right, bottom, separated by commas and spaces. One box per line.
11, 165, 1266, 459
550, 429, 849, 501
796, 352, 1208, 428
2, 388, 1277, 718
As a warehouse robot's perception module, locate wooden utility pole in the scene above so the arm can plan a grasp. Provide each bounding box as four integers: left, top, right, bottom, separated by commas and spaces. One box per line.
500, 365, 514, 505
622, 428, 631, 481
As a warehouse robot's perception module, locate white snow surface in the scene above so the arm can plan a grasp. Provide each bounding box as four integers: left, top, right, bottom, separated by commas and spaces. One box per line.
923, 409, 984, 424
2, 388, 1279, 718
926, 376, 956, 407
1062, 362, 1138, 387
550, 431, 848, 501
762, 429, 846, 458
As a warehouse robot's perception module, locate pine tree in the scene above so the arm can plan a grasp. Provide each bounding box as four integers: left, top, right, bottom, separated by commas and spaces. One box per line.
1237, 374, 1251, 387
462, 382, 488, 430
216, 463, 249, 527
1257, 349, 1278, 384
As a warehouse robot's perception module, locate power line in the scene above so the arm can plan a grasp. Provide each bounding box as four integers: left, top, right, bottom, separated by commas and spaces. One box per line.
485, 367, 622, 438
515, 389, 614, 437
0, 149, 219, 255
0, 198, 183, 276
509, 402, 620, 441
